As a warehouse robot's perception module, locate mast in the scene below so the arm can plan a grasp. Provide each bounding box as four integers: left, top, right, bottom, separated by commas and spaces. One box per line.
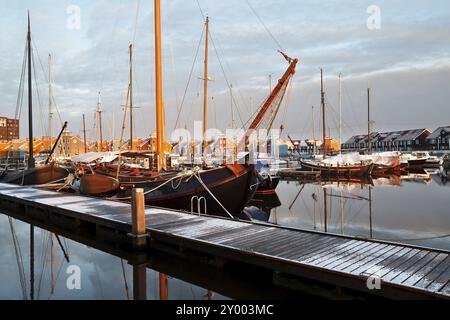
154, 0, 166, 170
323, 187, 328, 233
48, 54, 53, 149
129, 44, 134, 151
82, 114, 87, 153
27, 12, 34, 169
339, 73, 342, 154
230, 84, 235, 130
312, 106, 316, 155
321, 68, 326, 159
367, 88, 371, 153
96, 92, 103, 152
369, 186, 373, 238
202, 16, 210, 163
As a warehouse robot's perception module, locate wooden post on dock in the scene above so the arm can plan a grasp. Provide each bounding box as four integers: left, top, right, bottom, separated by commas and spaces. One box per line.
130, 188, 147, 249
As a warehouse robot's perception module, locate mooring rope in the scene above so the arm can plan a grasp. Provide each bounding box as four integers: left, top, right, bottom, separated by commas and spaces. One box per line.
192, 172, 234, 219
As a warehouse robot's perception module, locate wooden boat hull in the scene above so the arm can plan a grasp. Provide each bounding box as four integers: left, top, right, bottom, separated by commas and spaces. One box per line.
116, 164, 258, 219
300, 161, 374, 177
80, 174, 120, 196
0, 165, 71, 186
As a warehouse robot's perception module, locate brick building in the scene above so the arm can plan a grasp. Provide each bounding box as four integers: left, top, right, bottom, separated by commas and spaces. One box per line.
0, 117, 19, 141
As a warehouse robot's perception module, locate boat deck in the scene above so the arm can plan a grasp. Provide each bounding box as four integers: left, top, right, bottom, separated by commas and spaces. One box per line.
0, 183, 449, 299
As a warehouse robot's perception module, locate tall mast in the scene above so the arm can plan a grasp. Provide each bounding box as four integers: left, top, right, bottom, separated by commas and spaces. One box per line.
312, 106, 316, 155
154, 0, 166, 170
82, 114, 87, 153
230, 84, 235, 130
97, 92, 103, 152
202, 16, 210, 162
48, 54, 53, 149
367, 88, 371, 153
339, 73, 342, 154
321, 68, 327, 159
27, 12, 34, 169
129, 44, 134, 151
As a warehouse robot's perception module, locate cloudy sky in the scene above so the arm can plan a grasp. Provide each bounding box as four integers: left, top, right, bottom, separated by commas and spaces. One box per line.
1, 0, 449, 142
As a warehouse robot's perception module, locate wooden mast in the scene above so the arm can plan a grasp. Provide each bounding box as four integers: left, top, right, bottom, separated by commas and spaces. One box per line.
367, 88, 372, 153
97, 93, 103, 152
154, 0, 166, 170
82, 114, 87, 153
129, 44, 135, 151
321, 68, 327, 159
312, 106, 316, 155
27, 12, 34, 169
48, 54, 53, 150
202, 16, 210, 163
339, 73, 342, 154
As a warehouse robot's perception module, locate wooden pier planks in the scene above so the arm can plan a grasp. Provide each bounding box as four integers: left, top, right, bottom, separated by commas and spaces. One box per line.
0, 183, 449, 299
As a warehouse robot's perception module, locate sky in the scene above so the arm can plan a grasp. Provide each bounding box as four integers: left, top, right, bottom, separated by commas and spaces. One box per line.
0, 0, 449, 143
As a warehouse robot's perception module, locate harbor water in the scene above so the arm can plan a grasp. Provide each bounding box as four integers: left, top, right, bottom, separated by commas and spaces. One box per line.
1, 171, 449, 299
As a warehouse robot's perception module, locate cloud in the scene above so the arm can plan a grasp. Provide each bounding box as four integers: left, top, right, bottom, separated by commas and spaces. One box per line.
0, 0, 449, 141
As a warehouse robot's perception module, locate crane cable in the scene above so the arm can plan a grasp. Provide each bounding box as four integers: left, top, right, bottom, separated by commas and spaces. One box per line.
245, 0, 285, 52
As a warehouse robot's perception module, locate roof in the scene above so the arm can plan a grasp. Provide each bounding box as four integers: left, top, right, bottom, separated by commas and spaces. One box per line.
427, 126, 450, 140
344, 128, 430, 145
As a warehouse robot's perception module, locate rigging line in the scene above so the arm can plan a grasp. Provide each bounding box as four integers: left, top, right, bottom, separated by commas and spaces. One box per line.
132, 0, 140, 45
195, 0, 206, 20
37, 232, 52, 300
210, 31, 250, 114
15, 42, 28, 120
174, 25, 205, 130
31, 51, 47, 139
8, 217, 27, 300
166, 0, 180, 114
32, 41, 64, 129
208, 31, 245, 128
120, 259, 130, 300
245, 0, 284, 52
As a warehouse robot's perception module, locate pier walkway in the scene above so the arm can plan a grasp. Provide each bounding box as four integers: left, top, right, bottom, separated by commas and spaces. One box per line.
0, 183, 449, 300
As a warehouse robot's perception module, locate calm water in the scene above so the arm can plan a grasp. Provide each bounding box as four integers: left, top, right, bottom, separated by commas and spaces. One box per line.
1, 171, 449, 299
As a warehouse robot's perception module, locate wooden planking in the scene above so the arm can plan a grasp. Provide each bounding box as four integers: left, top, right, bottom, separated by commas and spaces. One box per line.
326, 242, 385, 272
414, 256, 450, 290
349, 246, 404, 276
315, 241, 376, 269
401, 253, 448, 287
382, 251, 429, 282
390, 252, 440, 285
1, 183, 450, 299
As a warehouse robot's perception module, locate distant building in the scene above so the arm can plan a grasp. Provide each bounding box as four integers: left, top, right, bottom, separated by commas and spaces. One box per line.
342, 128, 431, 152
0, 117, 19, 141
426, 126, 450, 150
54, 131, 87, 157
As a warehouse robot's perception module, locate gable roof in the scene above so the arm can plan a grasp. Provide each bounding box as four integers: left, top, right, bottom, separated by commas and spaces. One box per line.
427, 126, 450, 140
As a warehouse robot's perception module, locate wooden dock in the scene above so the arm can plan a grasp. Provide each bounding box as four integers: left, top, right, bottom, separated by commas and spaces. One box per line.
0, 182, 449, 300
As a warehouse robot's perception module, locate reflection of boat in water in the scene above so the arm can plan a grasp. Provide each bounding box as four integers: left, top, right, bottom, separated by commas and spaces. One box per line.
256, 175, 280, 195
300, 159, 374, 177
244, 192, 281, 222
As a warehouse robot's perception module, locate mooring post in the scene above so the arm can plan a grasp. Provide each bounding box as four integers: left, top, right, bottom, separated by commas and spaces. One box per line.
129, 188, 147, 250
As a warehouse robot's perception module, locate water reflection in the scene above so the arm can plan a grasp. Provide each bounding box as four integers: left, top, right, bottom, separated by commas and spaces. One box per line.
0, 215, 228, 300
262, 170, 450, 251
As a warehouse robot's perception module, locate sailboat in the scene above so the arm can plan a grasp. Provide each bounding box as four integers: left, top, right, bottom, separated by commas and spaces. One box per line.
300, 69, 374, 177
0, 14, 71, 186
80, 7, 257, 219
